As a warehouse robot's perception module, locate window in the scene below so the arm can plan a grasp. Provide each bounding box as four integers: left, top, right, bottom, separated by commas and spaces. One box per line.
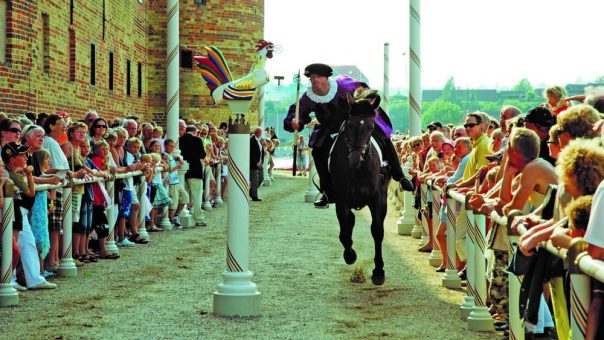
137, 62, 142, 97
90, 43, 96, 85
42, 13, 50, 73
69, 0, 74, 25
126, 59, 131, 96
0, 0, 6, 64
108, 51, 114, 91
68, 29, 76, 81
180, 49, 192, 68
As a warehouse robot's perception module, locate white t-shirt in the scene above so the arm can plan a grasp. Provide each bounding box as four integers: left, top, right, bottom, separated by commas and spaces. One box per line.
43, 136, 69, 170
584, 180, 604, 248
124, 151, 135, 191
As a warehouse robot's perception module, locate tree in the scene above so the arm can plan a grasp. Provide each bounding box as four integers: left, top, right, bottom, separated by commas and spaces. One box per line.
442, 77, 458, 103
513, 78, 538, 100
422, 99, 464, 127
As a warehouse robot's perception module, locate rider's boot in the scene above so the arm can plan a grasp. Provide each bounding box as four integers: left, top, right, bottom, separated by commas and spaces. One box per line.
314, 193, 330, 209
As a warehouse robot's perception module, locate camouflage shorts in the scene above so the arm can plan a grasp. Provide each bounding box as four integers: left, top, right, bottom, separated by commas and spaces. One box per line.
489, 250, 509, 322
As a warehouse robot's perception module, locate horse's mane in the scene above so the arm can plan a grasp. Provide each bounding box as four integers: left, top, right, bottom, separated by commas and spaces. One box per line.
350, 89, 380, 117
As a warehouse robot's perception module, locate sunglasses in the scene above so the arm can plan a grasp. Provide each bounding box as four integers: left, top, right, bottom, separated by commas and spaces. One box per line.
95, 125, 107, 129
464, 123, 479, 129
412, 143, 422, 148
8, 128, 22, 134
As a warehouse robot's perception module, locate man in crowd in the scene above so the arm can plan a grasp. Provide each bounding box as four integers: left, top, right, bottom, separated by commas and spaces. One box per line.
249, 127, 263, 201
179, 125, 207, 227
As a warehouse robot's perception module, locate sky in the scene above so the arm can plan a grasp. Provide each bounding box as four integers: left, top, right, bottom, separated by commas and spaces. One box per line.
264, 0, 604, 90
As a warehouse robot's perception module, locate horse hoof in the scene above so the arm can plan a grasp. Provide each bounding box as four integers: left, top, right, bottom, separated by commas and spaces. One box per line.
371, 270, 385, 285
343, 249, 357, 265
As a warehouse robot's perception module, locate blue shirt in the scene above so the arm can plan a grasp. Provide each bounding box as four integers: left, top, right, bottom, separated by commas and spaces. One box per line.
446, 153, 470, 184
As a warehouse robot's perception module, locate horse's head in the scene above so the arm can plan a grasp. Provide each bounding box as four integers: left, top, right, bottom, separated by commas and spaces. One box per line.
344, 89, 381, 169
255, 40, 275, 59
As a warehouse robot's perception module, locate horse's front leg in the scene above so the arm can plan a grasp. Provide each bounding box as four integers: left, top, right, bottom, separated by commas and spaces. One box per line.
369, 199, 387, 285
335, 203, 357, 265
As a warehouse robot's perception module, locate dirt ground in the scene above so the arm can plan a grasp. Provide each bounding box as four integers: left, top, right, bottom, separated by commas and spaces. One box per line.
0, 171, 495, 339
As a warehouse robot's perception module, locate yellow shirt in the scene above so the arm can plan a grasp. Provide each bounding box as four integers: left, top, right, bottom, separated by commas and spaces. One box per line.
462, 133, 491, 180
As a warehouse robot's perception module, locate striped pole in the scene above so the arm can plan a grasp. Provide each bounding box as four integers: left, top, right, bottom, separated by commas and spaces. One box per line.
59, 184, 77, 277
467, 212, 494, 331
138, 176, 149, 241
104, 178, 119, 254
0, 181, 18, 306
429, 185, 443, 267
177, 163, 194, 228
419, 184, 430, 246
383, 42, 390, 114
214, 163, 224, 206
568, 239, 590, 340
459, 207, 474, 320
166, 0, 180, 143
409, 0, 422, 136
442, 190, 461, 288
213, 114, 261, 316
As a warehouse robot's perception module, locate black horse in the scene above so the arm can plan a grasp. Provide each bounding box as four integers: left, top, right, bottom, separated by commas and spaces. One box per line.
329, 90, 390, 285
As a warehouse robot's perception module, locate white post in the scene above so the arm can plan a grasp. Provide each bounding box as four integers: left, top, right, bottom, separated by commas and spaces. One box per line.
459, 208, 474, 320
166, 0, 179, 143
383, 42, 390, 115
568, 240, 590, 340
104, 178, 119, 254
159, 169, 174, 231
409, 0, 422, 136
59, 185, 77, 277
467, 213, 494, 331
214, 163, 224, 206
0, 182, 18, 306
419, 184, 430, 246
202, 168, 213, 211
177, 162, 194, 228
442, 196, 461, 288
508, 234, 524, 340
304, 156, 320, 203
138, 176, 149, 241
428, 186, 443, 267
213, 114, 261, 316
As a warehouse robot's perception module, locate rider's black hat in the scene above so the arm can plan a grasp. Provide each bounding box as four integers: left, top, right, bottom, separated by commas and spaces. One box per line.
304, 63, 333, 78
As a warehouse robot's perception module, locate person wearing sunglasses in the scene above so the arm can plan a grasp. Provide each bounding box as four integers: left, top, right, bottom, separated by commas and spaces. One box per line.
89, 117, 109, 145
0, 119, 23, 147
84, 110, 99, 130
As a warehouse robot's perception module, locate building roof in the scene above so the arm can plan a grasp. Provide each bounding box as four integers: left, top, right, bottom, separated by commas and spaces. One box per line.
332, 65, 370, 84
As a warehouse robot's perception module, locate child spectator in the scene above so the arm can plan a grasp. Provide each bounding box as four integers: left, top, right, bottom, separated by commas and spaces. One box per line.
116, 137, 146, 247
543, 85, 570, 116
88, 141, 119, 259
30, 149, 52, 276
3, 142, 56, 289
163, 139, 188, 228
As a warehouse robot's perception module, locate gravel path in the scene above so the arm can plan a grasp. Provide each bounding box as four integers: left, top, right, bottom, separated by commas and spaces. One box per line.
0, 172, 494, 339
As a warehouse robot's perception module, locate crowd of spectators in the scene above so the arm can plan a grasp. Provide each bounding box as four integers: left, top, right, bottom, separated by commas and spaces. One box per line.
0, 110, 242, 293
393, 86, 604, 338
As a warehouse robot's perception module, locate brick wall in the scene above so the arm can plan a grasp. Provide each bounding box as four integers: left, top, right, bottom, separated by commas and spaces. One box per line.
0, 0, 264, 130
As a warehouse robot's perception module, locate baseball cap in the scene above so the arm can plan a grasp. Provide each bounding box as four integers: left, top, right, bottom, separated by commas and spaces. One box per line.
427, 121, 443, 129
1, 142, 30, 163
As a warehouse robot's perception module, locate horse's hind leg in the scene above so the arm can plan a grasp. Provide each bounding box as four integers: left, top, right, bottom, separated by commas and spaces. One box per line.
336, 204, 356, 265
369, 201, 386, 285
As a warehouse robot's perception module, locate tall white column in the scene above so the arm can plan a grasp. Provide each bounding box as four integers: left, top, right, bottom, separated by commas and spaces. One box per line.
213, 113, 261, 317
304, 156, 319, 203
0, 182, 18, 306
383, 42, 390, 114
409, 0, 422, 136
59, 185, 77, 277
166, 0, 180, 143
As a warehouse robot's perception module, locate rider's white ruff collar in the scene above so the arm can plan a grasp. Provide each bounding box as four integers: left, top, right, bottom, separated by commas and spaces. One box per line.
306, 78, 338, 104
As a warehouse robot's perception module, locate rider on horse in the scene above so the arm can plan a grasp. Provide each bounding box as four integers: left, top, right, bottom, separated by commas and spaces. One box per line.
283, 63, 412, 208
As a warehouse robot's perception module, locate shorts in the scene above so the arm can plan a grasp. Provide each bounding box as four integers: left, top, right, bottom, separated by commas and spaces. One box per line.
119, 190, 133, 218
48, 191, 63, 232
131, 186, 140, 205
169, 184, 189, 210
76, 199, 93, 234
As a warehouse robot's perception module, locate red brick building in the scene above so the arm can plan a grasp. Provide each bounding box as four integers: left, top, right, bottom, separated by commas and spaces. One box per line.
0, 0, 264, 126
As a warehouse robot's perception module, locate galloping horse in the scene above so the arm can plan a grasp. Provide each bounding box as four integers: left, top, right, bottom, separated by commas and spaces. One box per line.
329, 89, 391, 285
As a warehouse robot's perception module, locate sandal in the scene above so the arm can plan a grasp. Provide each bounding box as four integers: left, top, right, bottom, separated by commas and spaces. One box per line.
99, 252, 120, 260
129, 234, 149, 244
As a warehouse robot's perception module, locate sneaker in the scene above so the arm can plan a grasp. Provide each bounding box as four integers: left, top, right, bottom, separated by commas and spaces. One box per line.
195, 221, 208, 227
13, 283, 26, 291
30, 281, 57, 290
42, 271, 56, 278
171, 217, 182, 228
